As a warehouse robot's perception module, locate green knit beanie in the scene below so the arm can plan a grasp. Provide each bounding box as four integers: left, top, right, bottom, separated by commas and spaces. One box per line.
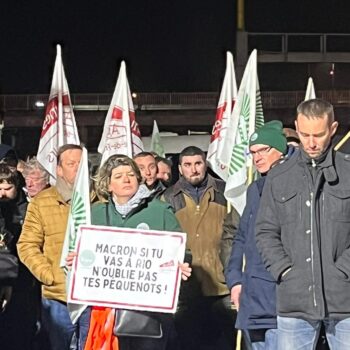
249, 120, 287, 154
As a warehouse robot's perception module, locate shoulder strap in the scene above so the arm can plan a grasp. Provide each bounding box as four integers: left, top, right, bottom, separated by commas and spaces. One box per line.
105, 203, 110, 226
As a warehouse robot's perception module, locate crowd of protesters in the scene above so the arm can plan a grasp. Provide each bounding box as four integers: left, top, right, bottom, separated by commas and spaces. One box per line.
0, 98, 349, 350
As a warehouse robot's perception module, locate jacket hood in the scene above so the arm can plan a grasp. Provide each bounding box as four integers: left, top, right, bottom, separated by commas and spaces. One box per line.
0, 144, 18, 164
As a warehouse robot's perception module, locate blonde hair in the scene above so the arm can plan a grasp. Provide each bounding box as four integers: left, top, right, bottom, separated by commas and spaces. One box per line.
22, 157, 50, 184
93, 154, 142, 201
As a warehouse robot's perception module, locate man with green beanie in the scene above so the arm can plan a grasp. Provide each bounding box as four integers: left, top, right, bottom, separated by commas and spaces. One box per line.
224, 120, 295, 349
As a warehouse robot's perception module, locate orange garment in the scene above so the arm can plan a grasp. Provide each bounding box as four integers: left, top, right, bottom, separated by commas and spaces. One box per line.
84, 307, 119, 350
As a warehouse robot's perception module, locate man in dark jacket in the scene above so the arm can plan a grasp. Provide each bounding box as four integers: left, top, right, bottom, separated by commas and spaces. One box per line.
225, 121, 291, 349
0, 163, 39, 350
256, 99, 350, 349
134, 152, 166, 197
163, 146, 239, 350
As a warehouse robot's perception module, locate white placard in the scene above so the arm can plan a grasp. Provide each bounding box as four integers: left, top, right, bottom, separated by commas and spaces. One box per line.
67, 225, 186, 313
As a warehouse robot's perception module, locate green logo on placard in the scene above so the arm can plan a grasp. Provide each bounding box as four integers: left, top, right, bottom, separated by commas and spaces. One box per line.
79, 250, 95, 267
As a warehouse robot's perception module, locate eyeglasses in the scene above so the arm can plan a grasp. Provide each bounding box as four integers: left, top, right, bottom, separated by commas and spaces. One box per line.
250, 146, 272, 156
25, 176, 46, 184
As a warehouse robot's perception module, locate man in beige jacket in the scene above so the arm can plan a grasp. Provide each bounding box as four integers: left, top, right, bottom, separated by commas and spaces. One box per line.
17, 144, 90, 350
163, 146, 239, 350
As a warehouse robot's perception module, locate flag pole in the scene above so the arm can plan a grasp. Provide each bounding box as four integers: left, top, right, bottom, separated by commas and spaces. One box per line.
334, 131, 350, 151
57, 44, 64, 146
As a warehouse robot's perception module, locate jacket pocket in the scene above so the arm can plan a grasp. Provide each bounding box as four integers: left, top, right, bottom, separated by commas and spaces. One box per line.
274, 191, 299, 224
331, 263, 349, 281
324, 189, 350, 222
325, 264, 350, 315
276, 267, 311, 314
248, 271, 277, 319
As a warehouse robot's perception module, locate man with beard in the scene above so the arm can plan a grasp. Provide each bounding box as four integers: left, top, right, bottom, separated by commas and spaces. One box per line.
163, 146, 238, 350
155, 156, 173, 187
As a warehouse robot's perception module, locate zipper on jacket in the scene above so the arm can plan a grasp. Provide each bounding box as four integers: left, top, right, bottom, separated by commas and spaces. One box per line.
310, 191, 317, 307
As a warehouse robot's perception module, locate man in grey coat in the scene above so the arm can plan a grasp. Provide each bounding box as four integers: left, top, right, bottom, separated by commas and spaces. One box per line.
256, 98, 350, 349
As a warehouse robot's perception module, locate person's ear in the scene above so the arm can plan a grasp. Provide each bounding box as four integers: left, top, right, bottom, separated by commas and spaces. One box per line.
294, 120, 299, 133
330, 121, 338, 137
178, 164, 183, 176
56, 164, 63, 178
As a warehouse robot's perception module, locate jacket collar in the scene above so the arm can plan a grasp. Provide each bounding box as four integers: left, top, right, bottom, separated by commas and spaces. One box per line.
298, 145, 338, 184
172, 174, 218, 197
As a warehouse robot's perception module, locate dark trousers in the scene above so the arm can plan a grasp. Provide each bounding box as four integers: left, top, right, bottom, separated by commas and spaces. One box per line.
40, 298, 91, 350
174, 294, 237, 350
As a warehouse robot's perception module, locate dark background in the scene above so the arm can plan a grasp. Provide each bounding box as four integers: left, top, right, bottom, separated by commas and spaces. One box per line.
2, 1, 350, 94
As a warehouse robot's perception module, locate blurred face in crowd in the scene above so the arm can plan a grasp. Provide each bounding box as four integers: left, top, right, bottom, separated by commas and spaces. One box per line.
0, 181, 17, 201
250, 144, 283, 174
295, 113, 338, 158
24, 169, 48, 198
56, 149, 82, 185
134, 155, 157, 187
157, 161, 172, 184
179, 155, 207, 186
108, 165, 139, 204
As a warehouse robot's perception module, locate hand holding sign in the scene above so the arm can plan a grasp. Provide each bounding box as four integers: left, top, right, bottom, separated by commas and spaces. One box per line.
68, 225, 186, 313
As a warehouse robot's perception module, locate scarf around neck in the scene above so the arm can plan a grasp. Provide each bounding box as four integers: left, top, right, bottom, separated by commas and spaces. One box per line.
112, 184, 153, 216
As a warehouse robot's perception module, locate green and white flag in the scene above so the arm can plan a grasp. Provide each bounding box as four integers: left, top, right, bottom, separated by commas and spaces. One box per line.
60, 147, 91, 323
150, 120, 165, 157
305, 77, 316, 100
218, 49, 264, 215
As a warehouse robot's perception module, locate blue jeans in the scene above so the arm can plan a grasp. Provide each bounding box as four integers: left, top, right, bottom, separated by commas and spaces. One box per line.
278, 316, 350, 350
41, 298, 91, 350
243, 329, 278, 350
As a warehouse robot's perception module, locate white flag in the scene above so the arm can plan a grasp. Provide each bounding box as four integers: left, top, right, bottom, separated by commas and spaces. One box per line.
60, 147, 90, 323
207, 52, 237, 180
98, 61, 143, 166
37, 44, 80, 184
305, 77, 316, 100
219, 49, 264, 215
150, 120, 165, 157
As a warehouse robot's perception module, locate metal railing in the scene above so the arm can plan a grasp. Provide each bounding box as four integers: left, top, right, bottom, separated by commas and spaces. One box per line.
1, 91, 350, 113
248, 33, 350, 54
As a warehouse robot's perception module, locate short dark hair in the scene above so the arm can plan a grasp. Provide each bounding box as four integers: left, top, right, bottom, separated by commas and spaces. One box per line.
0, 164, 20, 188
133, 152, 156, 161
155, 156, 172, 168
57, 144, 83, 165
179, 146, 206, 164
296, 98, 335, 125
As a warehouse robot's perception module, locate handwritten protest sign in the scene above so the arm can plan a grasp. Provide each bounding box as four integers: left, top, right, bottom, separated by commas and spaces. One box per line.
68, 225, 186, 313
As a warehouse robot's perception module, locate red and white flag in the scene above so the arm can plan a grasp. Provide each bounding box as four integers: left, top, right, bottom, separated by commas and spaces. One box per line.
98, 61, 143, 166
37, 44, 80, 183
206, 52, 237, 180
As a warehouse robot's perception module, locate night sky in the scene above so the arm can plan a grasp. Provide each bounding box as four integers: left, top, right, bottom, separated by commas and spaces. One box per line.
1, 0, 350, 94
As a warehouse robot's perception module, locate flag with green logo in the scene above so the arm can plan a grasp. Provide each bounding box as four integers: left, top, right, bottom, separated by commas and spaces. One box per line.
305, 77, 316, 100
218, 50, 264, 215
60, 147, 91, 323
150, 120, 165, 157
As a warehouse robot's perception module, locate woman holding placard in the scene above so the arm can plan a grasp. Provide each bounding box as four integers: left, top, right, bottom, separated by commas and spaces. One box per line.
68, 154, 191, 350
